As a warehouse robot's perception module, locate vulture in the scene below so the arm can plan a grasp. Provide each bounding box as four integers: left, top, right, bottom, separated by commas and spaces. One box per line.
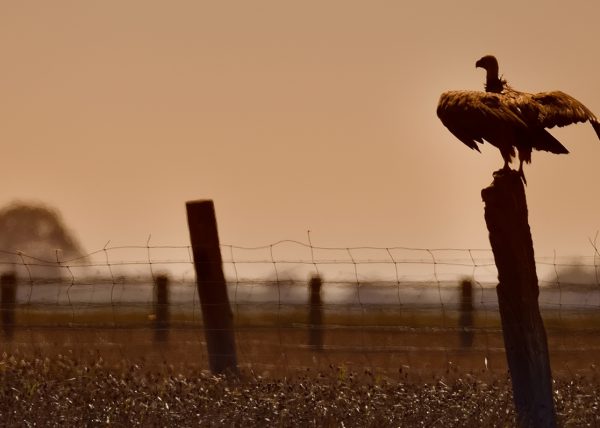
437, 55, 600, 183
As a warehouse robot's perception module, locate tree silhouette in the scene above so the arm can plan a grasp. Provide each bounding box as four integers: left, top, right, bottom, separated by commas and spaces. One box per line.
0, 202, 86, 279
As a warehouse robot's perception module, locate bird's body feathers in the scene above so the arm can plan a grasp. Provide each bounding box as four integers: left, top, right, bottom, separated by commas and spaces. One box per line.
437, 55, 600, 181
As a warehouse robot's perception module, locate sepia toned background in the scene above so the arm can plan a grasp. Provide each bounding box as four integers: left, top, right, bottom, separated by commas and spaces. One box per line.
1, 1, 599, 258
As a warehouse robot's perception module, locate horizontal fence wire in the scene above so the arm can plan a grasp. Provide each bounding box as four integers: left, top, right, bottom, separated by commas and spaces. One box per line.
1, 240, 600, 375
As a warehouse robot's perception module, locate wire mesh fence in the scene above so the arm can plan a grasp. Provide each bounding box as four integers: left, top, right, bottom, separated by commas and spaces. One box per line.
1, 240, 600, 377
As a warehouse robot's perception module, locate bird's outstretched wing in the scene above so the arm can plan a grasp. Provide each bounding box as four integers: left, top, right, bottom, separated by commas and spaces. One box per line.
511, 90, 600, 139
437, 90, 528, 151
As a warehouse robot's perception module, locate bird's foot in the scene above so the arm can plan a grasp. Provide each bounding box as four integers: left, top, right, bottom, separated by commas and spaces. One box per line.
492, 165, 513, 178
491, 166, 527, 185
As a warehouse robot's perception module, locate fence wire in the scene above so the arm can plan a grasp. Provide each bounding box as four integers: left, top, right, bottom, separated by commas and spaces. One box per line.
1, 240, 600, 376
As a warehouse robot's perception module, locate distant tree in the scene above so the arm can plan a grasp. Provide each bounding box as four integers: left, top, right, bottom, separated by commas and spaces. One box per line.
0, 201, 86, 279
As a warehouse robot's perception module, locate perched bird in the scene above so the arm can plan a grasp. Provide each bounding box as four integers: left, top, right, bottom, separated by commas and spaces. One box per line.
437, 55, 600, 183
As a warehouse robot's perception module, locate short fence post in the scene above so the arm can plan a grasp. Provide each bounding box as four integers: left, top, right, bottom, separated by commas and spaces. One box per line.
481, 171, 556, 427
1, 272, 17, 341
186, 200, 238, 374
308, 275, 323, 351
458, 279, 474, 348
154, 274, 170, 343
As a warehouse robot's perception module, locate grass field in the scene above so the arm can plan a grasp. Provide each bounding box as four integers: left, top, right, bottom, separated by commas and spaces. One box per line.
3, 291, 600, 425
4, 302, 600, 378
2, 349, 600, 426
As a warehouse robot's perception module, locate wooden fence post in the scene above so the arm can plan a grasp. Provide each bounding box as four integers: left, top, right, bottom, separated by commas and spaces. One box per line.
154, 274, 170, 343
1, 272, 17, 341
458, 279, 474, 348
308, 275, 323, 351
481, 171, 556, 427
186, 200, 238, 374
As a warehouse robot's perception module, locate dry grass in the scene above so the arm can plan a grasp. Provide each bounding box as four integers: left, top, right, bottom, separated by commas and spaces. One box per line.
2, 304, 600, 425
7, 305, 600, 376
1, 352, 600, 427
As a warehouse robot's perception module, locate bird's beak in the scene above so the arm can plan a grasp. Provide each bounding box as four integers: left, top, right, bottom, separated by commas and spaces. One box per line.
475, 59, 482, 68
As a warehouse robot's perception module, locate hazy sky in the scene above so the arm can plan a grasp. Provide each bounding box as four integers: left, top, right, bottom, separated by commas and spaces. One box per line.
2, 1, 599, 259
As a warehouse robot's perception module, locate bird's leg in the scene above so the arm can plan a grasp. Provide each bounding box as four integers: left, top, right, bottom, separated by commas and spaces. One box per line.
518, 160, 527, 185
493, 157, 512, 179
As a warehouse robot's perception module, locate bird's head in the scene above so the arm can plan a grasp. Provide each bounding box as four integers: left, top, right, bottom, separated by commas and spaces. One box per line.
475, 55, 499, 76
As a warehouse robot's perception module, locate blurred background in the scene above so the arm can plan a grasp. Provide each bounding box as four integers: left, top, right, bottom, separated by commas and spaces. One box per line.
1, 1, 599, 258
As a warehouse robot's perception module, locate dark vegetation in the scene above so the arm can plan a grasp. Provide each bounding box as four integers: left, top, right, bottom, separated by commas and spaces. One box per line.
1, 303, 600, 426
2, 352, 600, 427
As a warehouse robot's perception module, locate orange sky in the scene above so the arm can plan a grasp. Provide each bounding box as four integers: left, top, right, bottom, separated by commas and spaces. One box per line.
1, 1, 599, 259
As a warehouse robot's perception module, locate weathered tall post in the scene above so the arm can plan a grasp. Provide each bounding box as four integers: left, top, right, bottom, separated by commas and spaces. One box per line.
1, 272, 17, 341
186, 200, 238, 374
308, 275, 323, 351
458, 278, 474, 348
482, 171, 556, 427
153, 274, 170, 343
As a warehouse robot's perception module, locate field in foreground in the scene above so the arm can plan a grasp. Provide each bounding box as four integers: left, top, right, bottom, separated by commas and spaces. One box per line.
1, 352, 600, 427
3, 287, 600, 426
6, 303, 600, 377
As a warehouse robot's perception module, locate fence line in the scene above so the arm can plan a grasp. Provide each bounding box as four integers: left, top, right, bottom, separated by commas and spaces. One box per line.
1, 241, 599, 281
1, 240, 600, 375
1, 241, 599, 304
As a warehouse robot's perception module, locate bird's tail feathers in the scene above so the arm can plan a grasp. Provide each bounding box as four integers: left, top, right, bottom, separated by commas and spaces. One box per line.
531, 129, 569, 154
592, 120, 600, 140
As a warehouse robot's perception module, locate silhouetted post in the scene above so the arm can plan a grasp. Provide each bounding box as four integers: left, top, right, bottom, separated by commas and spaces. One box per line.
482, 171, 556, 428
1, 272, 17, 341
186, 200, 237, 374
458, 279, 474, 348
154, 274, 170, 343
308, 275, 323, 351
